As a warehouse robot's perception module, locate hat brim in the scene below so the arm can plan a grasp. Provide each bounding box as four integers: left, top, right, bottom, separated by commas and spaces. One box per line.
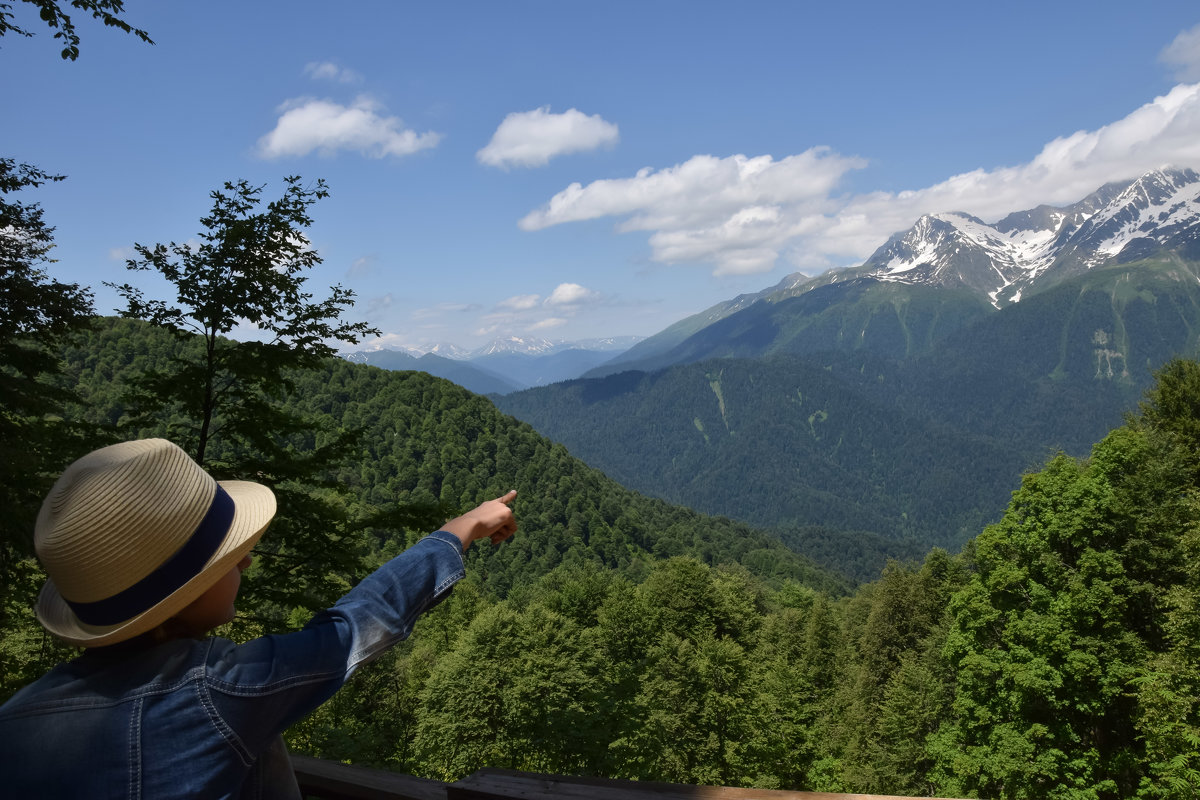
35, 480, 277, 647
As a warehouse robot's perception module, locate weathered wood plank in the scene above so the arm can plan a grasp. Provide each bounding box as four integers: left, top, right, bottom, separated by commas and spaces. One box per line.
292, 754, 448, 800
446, 768, 971, 800
293, 759, 975, 800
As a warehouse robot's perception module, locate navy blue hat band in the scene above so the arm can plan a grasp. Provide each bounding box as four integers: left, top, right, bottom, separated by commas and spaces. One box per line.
66, 485, 236, 626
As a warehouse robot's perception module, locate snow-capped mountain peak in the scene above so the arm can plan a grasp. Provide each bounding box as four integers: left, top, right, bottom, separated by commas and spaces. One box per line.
862, 211, 1056, 301
852, 166, 1200, 306
472, 336, 560, 357
1068, 167, 1200, 264
424, 342, 472, 359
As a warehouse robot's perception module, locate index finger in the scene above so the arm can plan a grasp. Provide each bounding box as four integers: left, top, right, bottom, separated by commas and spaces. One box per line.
497, 489, 517, 505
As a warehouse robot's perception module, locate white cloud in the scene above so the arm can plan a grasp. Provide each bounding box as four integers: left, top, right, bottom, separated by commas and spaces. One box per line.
257, 96, 441, 160
520, 82, 1200, 275
304, 61, 361, 84
807, 81, 1200, 261
496, 293, 541, 311
519, 148, 865, 274
545, 283, 597, 306
1162, 25, 1200, 83
473, 323, 501, 338
471, 283, 604, 341
477, 107, 619, 168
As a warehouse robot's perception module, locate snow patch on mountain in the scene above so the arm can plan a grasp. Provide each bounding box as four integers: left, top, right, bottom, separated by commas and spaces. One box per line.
474, 336, 559, 357
1089, 172, 1200, 260
425, 342, 472, 359
852, 167, 1200, 306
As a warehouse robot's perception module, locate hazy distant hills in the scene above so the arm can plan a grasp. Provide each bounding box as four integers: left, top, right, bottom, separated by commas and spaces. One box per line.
343, 349, 522, 395
343, 335, 643, 395
496, 167, 1200, 563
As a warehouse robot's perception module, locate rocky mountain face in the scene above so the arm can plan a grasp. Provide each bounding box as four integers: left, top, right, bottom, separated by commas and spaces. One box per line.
1049, 169, 1200, 273
842, 166, 1200, 304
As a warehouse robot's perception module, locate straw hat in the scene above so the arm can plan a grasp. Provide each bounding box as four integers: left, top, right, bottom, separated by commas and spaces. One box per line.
34, 439, 277, 647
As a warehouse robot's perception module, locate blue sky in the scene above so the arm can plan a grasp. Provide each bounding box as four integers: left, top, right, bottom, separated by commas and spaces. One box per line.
7, 1, 1200, 352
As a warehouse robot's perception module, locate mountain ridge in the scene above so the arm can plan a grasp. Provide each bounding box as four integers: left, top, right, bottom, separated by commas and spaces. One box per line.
587, 166, 1200, 377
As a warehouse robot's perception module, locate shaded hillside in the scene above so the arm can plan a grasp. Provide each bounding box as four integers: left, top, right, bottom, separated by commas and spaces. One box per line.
496, 354, 1025, 550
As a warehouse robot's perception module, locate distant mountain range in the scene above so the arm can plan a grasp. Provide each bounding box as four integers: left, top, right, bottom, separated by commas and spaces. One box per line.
342, 335, 643, 394
495, 167, 1200, 573
860, 167, 1200, 300
593, 166, 1200, 376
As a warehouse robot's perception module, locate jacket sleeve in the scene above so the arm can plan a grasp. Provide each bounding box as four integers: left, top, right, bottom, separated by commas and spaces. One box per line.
202, 531, 466, 755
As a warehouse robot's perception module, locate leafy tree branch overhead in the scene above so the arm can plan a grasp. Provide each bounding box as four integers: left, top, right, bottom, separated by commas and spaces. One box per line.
0, 0, 151, 60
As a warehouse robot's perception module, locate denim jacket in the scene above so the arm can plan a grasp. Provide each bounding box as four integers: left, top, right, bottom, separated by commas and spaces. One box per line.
0, 531, 466, 799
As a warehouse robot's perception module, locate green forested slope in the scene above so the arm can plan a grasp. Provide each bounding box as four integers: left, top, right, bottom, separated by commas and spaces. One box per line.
895, 258, 1200, 448
498, 354, 1023, 550
588, 278, 992, 377
56, 316, 845, 596
660, 280, 994, 364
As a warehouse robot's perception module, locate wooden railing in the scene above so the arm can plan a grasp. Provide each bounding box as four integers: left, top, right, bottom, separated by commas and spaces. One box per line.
293, 756, 971, 800
293, 754, 445, 800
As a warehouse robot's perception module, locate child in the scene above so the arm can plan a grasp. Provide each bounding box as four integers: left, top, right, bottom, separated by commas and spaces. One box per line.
0, 438, 517, 798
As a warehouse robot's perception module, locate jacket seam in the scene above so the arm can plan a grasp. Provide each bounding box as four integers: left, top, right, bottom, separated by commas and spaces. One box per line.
206, 669, 344, 698
195, 654, 254, 766
128, 695, 142, 800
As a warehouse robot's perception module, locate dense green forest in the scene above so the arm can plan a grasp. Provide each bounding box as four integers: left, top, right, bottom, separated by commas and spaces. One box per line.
498, 353, 1027, 553
5, 314, 1200, 798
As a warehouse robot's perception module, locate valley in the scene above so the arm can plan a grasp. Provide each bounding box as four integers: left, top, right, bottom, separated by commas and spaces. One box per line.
490, 170, 1200, 575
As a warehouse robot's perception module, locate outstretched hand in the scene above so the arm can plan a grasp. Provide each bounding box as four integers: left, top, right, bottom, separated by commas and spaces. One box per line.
441, 490, 518, 552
